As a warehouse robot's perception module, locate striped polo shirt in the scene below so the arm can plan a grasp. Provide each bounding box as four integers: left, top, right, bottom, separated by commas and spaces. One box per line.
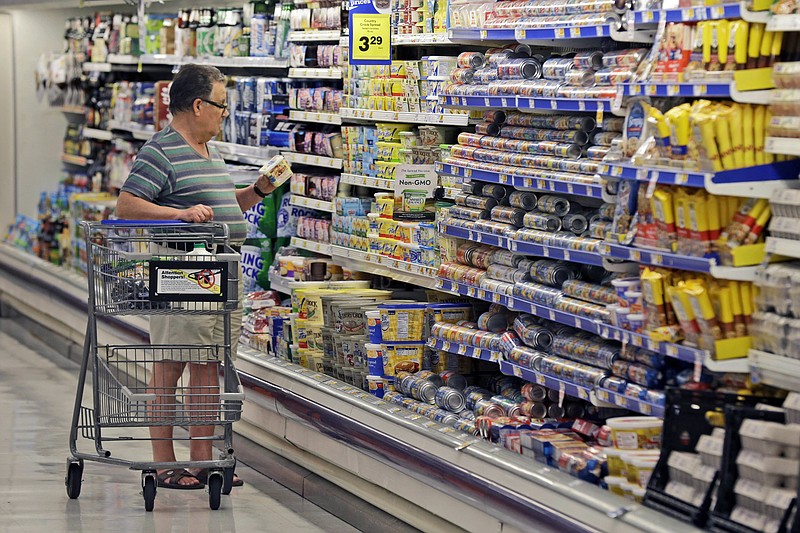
121, 126, 246, 243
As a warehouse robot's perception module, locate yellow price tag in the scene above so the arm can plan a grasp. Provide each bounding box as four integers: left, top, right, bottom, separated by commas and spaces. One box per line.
351, 14, 391, 63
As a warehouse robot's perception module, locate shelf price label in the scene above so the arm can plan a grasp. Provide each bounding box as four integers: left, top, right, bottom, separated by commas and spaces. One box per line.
349, 0, 391, 66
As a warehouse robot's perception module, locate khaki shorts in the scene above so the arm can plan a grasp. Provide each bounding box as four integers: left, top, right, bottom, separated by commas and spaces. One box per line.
149, 246, 244, 363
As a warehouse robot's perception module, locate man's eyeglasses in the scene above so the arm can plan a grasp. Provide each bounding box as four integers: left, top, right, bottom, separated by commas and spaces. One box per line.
200, 98, 229, 112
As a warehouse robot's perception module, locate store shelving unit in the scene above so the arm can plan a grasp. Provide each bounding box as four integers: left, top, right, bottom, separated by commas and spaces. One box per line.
766, 236, 800, 259
597, 242, 759, 281
630, 1, 769, 23
329, 245, 440, 289
339, 173, 394, 191
282, 151, 343, 169
597, 160, 800, 199
60, 153, 91, 167
289, 236, 332, 256
288, 67, 343, 79
107, 120, 155, 141
442, 225, 606, 267
209, 141, 279, 166
619, 82, 774, 105
440, 94, 616, 115
767, 13, 800, 31
288, 110, 342, 125
437, 162, 605, 199
340, 108, 470, 126
426, 339, 502, 363
765, 136, 800, 156
81, 127, 113, 141
749, 349, 800, 392
289, 195, 334, 213
436, 278, 747, 370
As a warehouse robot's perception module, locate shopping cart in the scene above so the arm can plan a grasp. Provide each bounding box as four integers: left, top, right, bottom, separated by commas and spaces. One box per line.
66, 221, 245, 511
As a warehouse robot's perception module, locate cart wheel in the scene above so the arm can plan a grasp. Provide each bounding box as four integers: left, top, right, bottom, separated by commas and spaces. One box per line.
222, 459, 235, 495
65, 461, 83, 499
142, 473, 156, 512
208, 471, 223, 510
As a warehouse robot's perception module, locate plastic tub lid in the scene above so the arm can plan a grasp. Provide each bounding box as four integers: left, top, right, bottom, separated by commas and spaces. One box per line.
607, 416, 662, 429
379, 302, 427, 309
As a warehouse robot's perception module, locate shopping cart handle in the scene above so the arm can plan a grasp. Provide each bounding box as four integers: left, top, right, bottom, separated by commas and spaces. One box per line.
219, 385, 246, 402
121, 386, 157, 402
101, 220, 188, 225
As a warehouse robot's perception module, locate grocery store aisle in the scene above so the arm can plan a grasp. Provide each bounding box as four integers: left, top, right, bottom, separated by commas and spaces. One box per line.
0, 317, 360, 533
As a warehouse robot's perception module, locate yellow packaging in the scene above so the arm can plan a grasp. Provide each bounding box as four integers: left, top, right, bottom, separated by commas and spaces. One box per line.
742, 104, 756, 167
649, 107, 672, 157
641, 268, 669, 329
693, 112, 723, 171
703, 21, 729, 71
758, 30, 774, 68
728, 104, 745, 168
685, 281, 723, 341
771, 31, 784, 66
728, 20, 749, 69
665, 104, 691, 159
607, 416, 663, 450
674, 189, 691, 252
741, 282, 754, 326
667, 285, 701, 344
717, 287, 737, 339
379, 303, 427, 342
686, 190, 712, 255
729, 281, 747, 337
747, 23, 765, 69
744, 205, 771, 244
382, 342, 424, 376
651, 188, 677, 250
764, 107, 774, 164
713, 106, 736, 170
707, 194, 721, 241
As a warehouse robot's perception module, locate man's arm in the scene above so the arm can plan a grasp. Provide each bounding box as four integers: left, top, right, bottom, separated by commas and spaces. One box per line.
116, 191, 215, 222
235, 174, 278, 212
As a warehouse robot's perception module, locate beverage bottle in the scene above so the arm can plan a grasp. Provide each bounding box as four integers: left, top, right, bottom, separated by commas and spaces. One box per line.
250, 13, 267, 57
189, 242, 215, 311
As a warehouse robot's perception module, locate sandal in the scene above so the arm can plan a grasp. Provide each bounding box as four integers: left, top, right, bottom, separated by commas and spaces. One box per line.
196, 469, 244, 487
156, 469, 204, 490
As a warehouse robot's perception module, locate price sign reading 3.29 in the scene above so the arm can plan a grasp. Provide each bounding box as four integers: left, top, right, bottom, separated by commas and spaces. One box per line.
350, 14, 391, 64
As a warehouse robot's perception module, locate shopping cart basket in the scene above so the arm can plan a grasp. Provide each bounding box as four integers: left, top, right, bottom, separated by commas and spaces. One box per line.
66, 221, 244, 511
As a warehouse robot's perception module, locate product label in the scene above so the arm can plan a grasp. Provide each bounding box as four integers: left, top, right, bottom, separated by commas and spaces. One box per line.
349, 0, 391, 65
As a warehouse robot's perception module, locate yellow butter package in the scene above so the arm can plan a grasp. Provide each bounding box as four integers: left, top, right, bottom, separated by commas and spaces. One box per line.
650, 187, 677, 251
728, 20, 749, 70
685, 281, 723, 343
692, 111, 723, 171
728, 104, 745, 168
665, 104, 691, 159
667, 284, 701, 346
747, 23, 765, 69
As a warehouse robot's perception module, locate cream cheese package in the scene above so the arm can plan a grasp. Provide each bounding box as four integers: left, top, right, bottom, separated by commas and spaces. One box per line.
259, 154, 294, 188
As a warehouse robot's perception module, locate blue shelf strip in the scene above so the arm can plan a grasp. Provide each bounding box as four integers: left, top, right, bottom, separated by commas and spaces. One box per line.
621, 83, 731, 98
436, 279, 708, 364
632, 2, 746, 24
515, 25, 611, 41
598, 160, 800, 189
440, 94, 613, 113
435, 161, 604, 199
448, 29, 517, 41
498, 361, 665, 417
426, 338, 501, 362
443, 224, 606, 267
598, 241, 719, 274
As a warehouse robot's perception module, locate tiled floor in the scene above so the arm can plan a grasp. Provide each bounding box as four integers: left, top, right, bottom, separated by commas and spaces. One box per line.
0, 318, 359, 533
